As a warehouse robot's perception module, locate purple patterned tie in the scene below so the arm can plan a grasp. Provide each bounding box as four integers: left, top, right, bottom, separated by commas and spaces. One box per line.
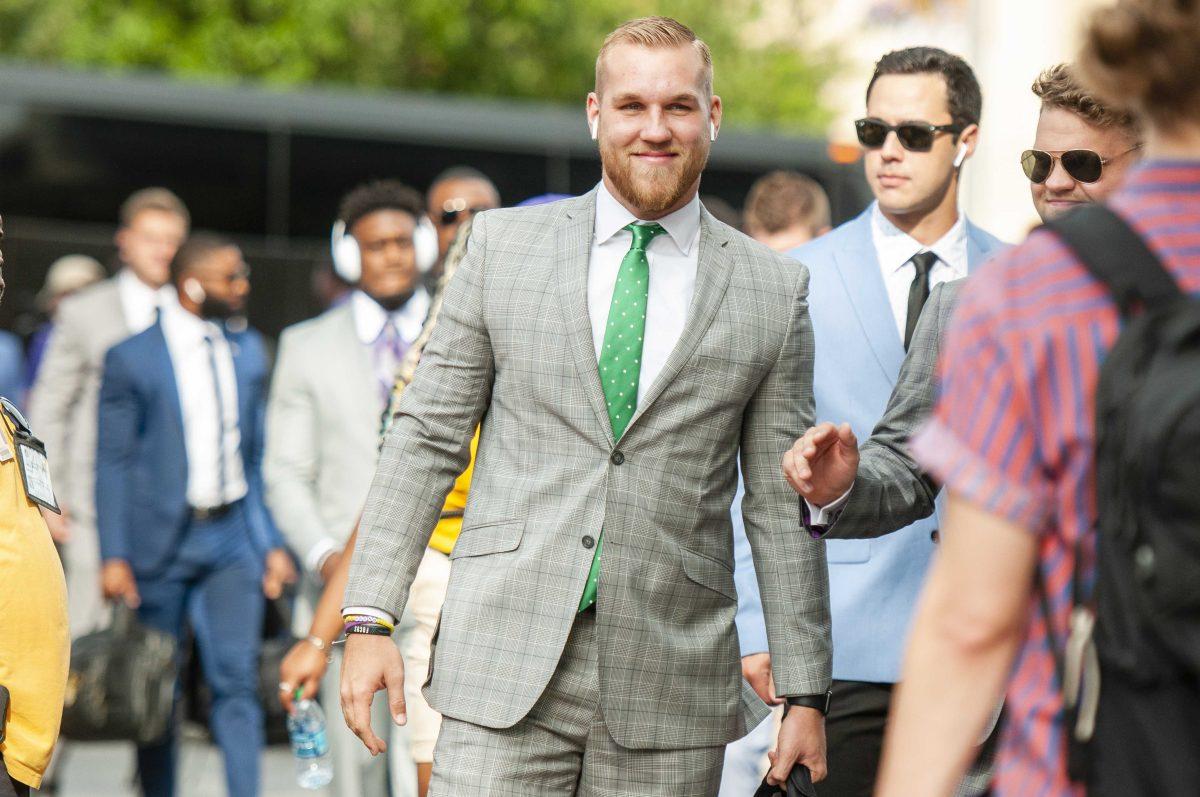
374, 320, 407, 404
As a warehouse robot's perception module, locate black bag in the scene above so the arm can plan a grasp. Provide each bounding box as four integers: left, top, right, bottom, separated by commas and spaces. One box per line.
754, 765, 817, 797
1041, 205, 1200, 782
61, 603, 178, 744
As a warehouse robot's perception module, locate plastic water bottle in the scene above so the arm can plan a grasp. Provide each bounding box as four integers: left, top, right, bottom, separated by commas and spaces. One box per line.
287, 693, 333, 789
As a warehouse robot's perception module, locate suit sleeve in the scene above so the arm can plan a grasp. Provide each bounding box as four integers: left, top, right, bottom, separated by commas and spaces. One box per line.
28, 299, 90, 507
263, 330, 333, 569
818, 284, 947, 539
243, 332, 285, 552
95, 346, 138, 562
740, 260, 832, 697
343, 211, 496, 618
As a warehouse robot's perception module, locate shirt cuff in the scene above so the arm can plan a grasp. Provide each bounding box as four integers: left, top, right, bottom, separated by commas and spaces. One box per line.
342, 605, 398, 626
304, 537, 340, 577
803, 483, 854, 530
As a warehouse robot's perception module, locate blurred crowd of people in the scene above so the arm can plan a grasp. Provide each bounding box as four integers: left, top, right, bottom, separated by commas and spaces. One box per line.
1, 0, 1198, 796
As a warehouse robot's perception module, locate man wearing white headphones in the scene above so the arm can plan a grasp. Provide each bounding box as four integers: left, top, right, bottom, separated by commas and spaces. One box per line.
264, 180, 435, 797
740, 47, 1005, 797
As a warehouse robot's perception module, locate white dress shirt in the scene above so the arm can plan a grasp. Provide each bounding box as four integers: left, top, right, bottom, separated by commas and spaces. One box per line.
870, 202, 968, 341
346, 184, 703, 625
160, 302, 248, 509
588, 181, 700, 402
808, 203, 970, 523
117, 268, 177, 334
351, 287, 430, 348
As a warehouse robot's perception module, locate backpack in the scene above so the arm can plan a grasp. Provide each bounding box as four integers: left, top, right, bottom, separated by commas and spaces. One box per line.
1040, 204, 1200, 783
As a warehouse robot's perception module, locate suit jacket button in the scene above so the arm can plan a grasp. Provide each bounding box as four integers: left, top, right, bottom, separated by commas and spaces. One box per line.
930, 529, 940, 543
582, 535, 595, 549
610, 451, 625, 465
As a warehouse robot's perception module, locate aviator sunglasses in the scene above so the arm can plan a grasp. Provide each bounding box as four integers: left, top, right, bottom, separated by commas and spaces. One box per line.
855, 117, 963, 152
1020, 146, 1140, 185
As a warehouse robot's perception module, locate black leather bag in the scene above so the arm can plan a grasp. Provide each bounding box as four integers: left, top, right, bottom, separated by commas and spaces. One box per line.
61, 603, 177, 744
754, 765, 817, 797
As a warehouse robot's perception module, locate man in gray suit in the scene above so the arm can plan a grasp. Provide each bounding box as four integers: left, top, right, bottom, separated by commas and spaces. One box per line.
265, 180, 432, 797
338, 16, 831, 796
29, 187, 188, 637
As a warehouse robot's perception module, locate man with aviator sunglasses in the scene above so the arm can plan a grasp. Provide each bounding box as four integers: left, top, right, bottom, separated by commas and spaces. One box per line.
1023, 62, 1141, 220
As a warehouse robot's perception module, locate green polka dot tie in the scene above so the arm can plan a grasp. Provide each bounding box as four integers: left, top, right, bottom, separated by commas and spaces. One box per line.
579, 221, 665, 612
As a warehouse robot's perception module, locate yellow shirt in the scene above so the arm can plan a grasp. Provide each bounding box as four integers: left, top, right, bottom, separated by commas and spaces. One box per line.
0, 414, 69, 789
427, 430, 477, 555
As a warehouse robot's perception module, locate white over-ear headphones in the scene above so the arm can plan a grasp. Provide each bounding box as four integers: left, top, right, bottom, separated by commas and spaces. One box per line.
953, 142, 968, 168
331, 215, 439, 283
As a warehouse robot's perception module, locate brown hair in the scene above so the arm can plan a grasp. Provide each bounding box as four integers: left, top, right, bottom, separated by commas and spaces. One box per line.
743, 171, 831, 237
1032, 63, 1139, 134
595, 16, 713, 96
119, 187, 191, 230
1077, 0, 1200, 132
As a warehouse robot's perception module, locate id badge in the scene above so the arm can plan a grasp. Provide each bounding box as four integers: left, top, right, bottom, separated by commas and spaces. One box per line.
15, 433, 60, 514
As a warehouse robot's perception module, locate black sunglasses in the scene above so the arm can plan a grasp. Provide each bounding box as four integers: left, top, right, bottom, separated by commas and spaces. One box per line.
855, 117, 962, 152
1020, 146, 1139, 185
439, 204, 491, 227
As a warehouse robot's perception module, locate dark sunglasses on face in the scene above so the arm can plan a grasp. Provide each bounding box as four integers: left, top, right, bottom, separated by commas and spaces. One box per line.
1020, 146, 1140, 185
854, 117, 963, 152
438, 199, 492, 227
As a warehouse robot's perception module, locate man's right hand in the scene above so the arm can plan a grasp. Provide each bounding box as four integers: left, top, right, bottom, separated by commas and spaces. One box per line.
101, 559, 140, 608
41, 505, 71, 543
782, 422, 860, 507
340, 633, 407, 756
742, 652, 782, 706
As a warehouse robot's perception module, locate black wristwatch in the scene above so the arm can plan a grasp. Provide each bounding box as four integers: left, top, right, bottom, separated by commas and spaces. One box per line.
784, 689, 832, 716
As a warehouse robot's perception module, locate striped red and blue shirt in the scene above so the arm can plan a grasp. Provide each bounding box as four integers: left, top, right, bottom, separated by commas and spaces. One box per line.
910, 160, 1200, 796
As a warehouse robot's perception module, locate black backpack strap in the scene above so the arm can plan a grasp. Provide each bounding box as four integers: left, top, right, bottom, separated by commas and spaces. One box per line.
1043, 204, 1181, 315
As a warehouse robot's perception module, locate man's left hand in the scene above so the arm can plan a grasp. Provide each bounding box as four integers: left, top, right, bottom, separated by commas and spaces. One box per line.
767, 705, 827, 786
263, 548, 298, 599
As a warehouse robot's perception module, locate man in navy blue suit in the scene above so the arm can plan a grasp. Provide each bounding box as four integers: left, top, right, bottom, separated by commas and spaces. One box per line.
97, 233, 295, 797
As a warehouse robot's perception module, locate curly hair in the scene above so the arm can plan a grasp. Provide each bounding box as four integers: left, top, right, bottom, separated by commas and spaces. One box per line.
1078, 0, 1200, 132
337, 179, 425, 232
1032, 63, 1139, 135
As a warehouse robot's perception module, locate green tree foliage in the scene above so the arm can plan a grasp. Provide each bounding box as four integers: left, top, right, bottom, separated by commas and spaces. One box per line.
0, 0, 834, 132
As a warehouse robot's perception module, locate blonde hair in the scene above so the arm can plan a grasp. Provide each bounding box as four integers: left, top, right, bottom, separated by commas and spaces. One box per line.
595, 16, 713, 96
744, 171, 831, 237
1032, 63, 1138, 134
118, 187, 190, 230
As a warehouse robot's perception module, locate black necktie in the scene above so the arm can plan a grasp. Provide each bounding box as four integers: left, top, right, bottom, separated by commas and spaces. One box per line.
904, 251, 938, 350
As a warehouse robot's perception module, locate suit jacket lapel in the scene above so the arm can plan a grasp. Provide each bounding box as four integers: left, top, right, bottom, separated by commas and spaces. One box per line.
555, 191, 615, 446
335, 304, 382, 416
148, 323, 186, 442
832, 211, 905, 385
624, 207, 735, 437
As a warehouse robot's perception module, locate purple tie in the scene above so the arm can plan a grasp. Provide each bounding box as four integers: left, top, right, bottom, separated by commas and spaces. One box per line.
374, 321, 407, 403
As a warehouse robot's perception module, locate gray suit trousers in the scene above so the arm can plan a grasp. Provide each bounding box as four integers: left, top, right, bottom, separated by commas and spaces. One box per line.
429, 611, 726, 797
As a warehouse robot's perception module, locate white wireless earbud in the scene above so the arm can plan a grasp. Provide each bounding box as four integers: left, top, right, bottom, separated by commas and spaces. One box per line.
953, 142, 968, 168
710, 121, 717, 142
183, 278, 206, 305
589, 118, 598, 140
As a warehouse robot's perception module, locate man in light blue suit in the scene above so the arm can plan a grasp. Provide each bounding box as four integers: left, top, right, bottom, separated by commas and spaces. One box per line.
97, 234, 295, 797
785, 47, 1006, 797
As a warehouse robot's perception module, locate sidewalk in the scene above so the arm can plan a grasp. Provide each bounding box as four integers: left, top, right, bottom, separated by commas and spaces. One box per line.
53, 734, 325, 797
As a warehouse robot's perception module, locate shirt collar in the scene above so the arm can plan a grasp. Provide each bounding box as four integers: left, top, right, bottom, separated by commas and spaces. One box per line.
161, 299, 223, 342
117, 268, 176, 307
351, 287, 430, 345
594, 181, 701, 256
870, 201, 968, 276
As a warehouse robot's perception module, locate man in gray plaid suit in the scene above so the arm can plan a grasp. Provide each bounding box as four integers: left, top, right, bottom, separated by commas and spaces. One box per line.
338, 15, 832, 797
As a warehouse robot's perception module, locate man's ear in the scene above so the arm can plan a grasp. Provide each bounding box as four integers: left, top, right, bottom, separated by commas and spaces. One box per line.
586, 92, 600, 141
709, 95, 723, 142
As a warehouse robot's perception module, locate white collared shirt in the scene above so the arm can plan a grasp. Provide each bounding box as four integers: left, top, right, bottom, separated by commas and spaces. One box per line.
160, 302, 248, 509
350, 287, 431, 348
117, 268, 177, 334
588, 181, 701, 404
869, 202, 968, 342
